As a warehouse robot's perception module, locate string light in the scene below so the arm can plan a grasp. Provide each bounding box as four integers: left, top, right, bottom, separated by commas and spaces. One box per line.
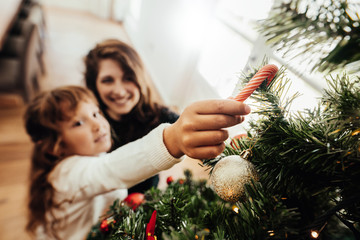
351, 129, 360, 136
311, 221, 327, 238
311, 230, 319, 238
232, 205, 239, 213
268, 230, 275, 237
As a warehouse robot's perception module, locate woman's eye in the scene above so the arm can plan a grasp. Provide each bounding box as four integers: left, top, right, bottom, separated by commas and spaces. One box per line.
123, 74, 135, 82
123, 76, 134, 82
101, 76, 114, 83
72, 121, 84, 127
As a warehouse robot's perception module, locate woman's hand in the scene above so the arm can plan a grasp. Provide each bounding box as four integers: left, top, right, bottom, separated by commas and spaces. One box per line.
163, 99, 251, 159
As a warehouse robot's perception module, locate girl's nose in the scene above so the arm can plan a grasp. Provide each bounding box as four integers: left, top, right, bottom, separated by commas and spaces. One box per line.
91, 118, 101, 131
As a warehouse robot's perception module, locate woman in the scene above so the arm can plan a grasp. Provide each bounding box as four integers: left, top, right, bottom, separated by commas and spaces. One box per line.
84, 39, 179, 193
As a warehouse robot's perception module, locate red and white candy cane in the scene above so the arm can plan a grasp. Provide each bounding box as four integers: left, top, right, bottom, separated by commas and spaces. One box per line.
233, 64, 279, 102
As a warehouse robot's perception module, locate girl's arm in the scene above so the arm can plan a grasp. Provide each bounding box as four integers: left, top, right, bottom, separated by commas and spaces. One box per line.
50, 99, 250, 201
50, 123, 181, 202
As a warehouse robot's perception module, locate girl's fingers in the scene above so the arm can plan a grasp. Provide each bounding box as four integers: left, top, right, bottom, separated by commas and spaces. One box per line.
182, 130, 229, 148
182, 114, 245, 131
186, 143, 226, 160
189, 99, 251, 116
164, 99, 251, 159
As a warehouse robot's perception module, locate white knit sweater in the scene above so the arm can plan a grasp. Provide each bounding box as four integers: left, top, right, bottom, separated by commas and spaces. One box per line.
36, 123, 182, 240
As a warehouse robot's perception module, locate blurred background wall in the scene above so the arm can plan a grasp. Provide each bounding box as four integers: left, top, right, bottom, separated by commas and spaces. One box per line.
39, 0, 326, 114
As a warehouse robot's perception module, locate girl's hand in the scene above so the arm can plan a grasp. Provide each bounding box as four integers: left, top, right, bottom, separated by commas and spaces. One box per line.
163, 99, 251, 159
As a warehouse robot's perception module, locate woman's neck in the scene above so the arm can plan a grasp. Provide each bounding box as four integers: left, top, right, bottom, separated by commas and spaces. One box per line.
105, 109, 122, 121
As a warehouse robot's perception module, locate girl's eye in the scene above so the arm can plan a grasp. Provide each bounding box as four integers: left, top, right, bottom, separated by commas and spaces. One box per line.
101, 76, 114, 83
72, 120, 84, 127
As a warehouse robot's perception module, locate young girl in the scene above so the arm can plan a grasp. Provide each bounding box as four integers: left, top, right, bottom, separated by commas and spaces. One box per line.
24, 85, 250, 239
84, 39, 179, 194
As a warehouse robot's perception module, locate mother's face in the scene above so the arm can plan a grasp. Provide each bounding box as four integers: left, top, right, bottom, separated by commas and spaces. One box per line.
95, 59, 140, 121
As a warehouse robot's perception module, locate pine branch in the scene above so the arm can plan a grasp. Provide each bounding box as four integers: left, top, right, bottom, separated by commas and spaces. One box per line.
258, 0, 360, 73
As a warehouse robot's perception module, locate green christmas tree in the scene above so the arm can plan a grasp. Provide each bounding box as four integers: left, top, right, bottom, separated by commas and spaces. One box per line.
86, 68, 360, 240
87, 1, 360, 239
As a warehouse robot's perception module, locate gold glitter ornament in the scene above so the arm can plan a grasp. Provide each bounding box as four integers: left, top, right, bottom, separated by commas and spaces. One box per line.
210, 151, 258, 202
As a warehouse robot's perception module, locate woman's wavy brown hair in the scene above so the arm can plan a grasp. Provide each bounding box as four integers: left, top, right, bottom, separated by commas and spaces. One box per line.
84, 39, 159, 119
24, 85, 98, 238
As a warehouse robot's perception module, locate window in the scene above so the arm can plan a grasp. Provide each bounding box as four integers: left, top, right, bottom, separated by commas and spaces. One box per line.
197, 0, 326, 111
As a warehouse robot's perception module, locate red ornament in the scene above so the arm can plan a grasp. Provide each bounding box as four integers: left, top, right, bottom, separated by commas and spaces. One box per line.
166, 176, 174, 185
100, 219, 109, 233
100, 218, 116, 233
123, 192, 145, 210
146, 210, 157, 240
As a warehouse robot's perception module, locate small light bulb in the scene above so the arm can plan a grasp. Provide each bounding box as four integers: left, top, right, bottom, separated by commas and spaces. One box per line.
311, 230, 319, 238
232, 205, 239, 213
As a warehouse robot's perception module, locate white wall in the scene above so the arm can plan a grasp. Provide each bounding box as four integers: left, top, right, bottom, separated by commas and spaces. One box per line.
124, 0, 220, 109
39, 0, 325, 115
40, 0, 221, 109
39, 0, 113, 19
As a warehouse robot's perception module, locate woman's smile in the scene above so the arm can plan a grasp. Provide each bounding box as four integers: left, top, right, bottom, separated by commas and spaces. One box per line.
109, 95, 132, 105
96, 59, 140, 120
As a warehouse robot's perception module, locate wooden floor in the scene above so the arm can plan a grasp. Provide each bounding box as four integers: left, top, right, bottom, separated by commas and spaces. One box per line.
0, 5, 208, 240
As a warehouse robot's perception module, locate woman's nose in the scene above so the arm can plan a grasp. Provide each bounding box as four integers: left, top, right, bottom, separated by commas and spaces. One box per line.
113, 81, 127, 96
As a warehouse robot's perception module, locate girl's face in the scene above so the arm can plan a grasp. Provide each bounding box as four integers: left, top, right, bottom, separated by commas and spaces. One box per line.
96, 59, 140, 121
58, 100, 112, 157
